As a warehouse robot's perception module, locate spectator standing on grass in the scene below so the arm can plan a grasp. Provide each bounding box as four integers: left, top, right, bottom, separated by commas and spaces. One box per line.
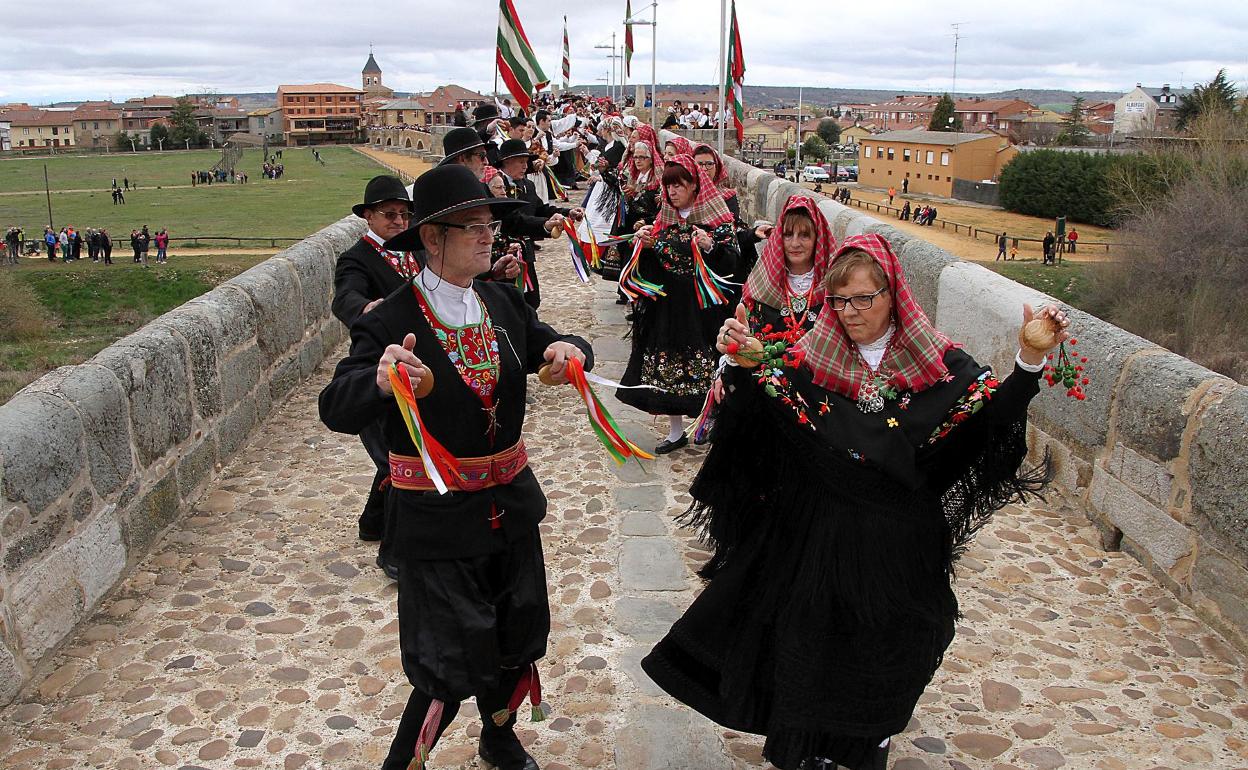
1042, 231, 1056, 265
100, 229, 113, 265
130, 230, 142, 264
997, 232, 1008, 261
1068, 228, 1078, 254
155, 229, 169, 263
888, 185, 895, 205
900, 201, 911, 221
141, 226, 152, 263
123, 177, 129, 191
71, 228, 83, 261
1010, 243, 1018, 260
59, 228, 70, 260
5, 227, 19, 265
45, 228, 57, 260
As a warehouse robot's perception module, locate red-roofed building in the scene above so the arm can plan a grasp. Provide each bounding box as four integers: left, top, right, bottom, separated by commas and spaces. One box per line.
277, 83, 363, 145
70, 107, 123, 148
420, 84, 489, 126
8, 110, 76, 148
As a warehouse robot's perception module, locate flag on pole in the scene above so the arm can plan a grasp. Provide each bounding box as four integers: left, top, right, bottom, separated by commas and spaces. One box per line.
497, 0, 550, 112
561, 16, 571, 90
725, 0, 746, 145
624, 0, 634, 78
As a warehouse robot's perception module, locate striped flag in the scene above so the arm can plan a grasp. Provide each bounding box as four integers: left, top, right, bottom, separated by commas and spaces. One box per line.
496, 0, 549, 112
561, 16, 570, 90
725, 0, 746, 145
624, 0, 634, 78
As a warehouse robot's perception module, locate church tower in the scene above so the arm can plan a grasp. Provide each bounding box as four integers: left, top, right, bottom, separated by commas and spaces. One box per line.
362, 49, 383, 91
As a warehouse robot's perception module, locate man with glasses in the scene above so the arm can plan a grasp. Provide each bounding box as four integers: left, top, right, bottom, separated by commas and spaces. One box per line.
320, 163, 594, 770
332, 175, 422, 579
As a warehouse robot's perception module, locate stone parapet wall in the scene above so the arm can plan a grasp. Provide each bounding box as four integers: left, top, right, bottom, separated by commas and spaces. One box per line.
706, 137, 1248, 650
0, 216, 365, 703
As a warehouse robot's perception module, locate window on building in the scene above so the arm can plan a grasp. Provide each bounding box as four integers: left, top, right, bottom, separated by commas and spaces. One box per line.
886, 148, 895, 160
864, 146, 872, 158
52, 127, 58, 135
887, 170, 892, 176
941, 152, 950, 166
946, 176, 951, 182
93, 122, 100, 130
876, 146, 884, 157
903, 149, 911, 162
925, 151, 934, 164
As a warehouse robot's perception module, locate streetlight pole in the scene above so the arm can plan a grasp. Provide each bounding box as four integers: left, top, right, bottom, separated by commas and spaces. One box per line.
625, 2, 658, 135
795, 85, 803, 174
716, 0, 727, 157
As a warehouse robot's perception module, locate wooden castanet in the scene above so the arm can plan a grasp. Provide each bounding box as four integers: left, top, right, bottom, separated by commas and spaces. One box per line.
1022, 316, 1061, 351
411, 367, 435, 398
537, 364, 561, 386
732, 337, 765, 368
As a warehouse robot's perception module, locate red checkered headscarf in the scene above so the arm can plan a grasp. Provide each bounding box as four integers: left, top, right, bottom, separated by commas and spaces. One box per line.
632, 123, 659, 150
481, 166, 500, 185
664, 136, 694, 157
653, 154, 733, 230
624, 141, 662, 191
692, 143, 737, 200
743, 195, 834, 311
796, 233, 955, 396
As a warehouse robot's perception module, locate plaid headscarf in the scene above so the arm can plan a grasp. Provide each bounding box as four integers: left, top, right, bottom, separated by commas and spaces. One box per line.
664, 135, 694, 157
692, 143, 737, 200
625, 140, 662, 191
743, 195, 834, 311
653, 154, 734, 230
633, 124, 659, 150
796, 233, 955, 396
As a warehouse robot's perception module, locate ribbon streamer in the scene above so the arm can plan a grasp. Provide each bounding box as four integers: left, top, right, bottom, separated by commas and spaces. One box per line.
562, 219, 592, 283
691, 238, 737, 309
563, 357, 655, 465
387, 363, 460, 495
543, 166, 568, 202
618, 238, 666, 300
687, 357, 729, 442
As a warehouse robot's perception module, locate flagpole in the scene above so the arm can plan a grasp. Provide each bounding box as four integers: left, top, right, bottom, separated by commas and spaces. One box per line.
493, 1, 501, 102
716, 0, 727, 156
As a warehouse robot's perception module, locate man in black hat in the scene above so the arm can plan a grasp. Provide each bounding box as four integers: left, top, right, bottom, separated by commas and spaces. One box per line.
437, 127, 491, 180
494, 138, 585, 309
319, 163, 593, 770
473, 103, 504, 166
332, 174, 420, 578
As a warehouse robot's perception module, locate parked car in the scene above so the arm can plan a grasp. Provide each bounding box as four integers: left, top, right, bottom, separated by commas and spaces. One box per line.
801, 165, 830, 182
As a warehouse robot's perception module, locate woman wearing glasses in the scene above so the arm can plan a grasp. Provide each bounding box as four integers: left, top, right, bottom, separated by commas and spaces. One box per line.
643, 233, 1068, 770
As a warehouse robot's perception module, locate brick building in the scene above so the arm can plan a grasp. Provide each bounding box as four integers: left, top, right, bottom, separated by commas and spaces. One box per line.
857, 129, 1017, 198
276, 83, 363, 146
7, 110, 75, 148
420, 85, 488, 126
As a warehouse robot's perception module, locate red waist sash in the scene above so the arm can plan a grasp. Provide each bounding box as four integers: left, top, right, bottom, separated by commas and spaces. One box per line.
388, 441, 528, 492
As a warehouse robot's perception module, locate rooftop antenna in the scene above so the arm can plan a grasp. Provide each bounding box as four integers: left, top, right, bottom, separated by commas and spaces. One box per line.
950, 22, 968, 99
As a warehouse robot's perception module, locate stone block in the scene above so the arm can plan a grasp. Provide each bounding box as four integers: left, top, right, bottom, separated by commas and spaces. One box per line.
831, 209, 858, 241
4, 508, 67, 574
767, 183, 809, 221
622, 512, 667, 536
897, 239, 958, 321
816, 199, 847, 236
1087, 466, 1190, 571
176, 436, 218, 502
1105, 444, 1173, 511
121, 475, 180, 554
619, 539, 685, 590
616, 705, 730, 770
278, 245, 334, 328
1115, 351, 1223, 461
320, 315, 347, 351
619, 646, 666, 696
227, 260, 303, 363
865, 221, 915, 254
62, 507, 127, 607
298, 332, 325, 380
215, 399, 258, 459
1188, 385, 1248, 555
24, 364, 133, 497
0, 641, 21, 705
935, 261, 1053, 377
220, 345, 262, 408
1191, 541, 1248, 636
616, 597, 683, 641
91, 326, 194, 469
613, 485, 667, 513
844, 212, 883, 239
591, 335, 632, 364
269, 352, 304, 402
752, 174, 776, 224
186, 285, 258, 352
0, 391, 85, 513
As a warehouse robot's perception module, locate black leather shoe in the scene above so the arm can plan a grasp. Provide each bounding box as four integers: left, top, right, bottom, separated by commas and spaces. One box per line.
478, 738, 540, 770
375, 553, 399, 581
654, 435, 688, 454
358, 524, 383, 542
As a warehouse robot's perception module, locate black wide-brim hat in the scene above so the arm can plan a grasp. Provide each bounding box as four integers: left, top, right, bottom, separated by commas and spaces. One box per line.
497, 138, 533, 162
384, 164, 525, 252
438, 127, 488, 166
472, 103, 501, 124
352, 174, 413, 217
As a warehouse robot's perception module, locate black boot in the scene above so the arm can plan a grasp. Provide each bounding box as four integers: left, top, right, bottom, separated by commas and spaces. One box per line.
477, 735, 539, 770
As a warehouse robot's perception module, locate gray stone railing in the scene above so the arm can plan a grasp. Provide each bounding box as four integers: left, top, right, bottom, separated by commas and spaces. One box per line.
718, 147, 1248, 650
0, 215, 365, 703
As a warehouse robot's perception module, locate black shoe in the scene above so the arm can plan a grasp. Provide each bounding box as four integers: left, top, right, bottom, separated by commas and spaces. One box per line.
654, 435, 688, 454
614, 295, 628, 305
375, 553, 399, 581
478, 738, 539, 770
359, 523, 383, 542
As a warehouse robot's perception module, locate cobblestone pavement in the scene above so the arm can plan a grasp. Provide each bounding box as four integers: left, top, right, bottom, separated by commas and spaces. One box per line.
1, 252, 1246, 770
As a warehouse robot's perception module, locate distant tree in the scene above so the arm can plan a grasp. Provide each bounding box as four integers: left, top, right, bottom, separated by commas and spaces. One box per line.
1054, 96, 1093, 146
816, 119, 841, 146
113, 132, 132, 151
169, 97, 206, 148
928, 94, 963, 132
801, 134, 829, 162
1176, 69, 1239, 132
149, 123, 170, 147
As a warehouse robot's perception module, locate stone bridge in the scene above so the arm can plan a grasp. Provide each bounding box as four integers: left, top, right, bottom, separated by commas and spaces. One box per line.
0, 145, 1246, 769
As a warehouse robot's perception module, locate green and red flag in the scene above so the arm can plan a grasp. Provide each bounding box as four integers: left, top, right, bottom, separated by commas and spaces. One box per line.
496, 0, 549, 111
624, 0, 634, 78
725, 0, 746, 145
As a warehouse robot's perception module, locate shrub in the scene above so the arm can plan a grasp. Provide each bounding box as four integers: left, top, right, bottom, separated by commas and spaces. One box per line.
0, 271, 51, 343
998, 149, 1134, 227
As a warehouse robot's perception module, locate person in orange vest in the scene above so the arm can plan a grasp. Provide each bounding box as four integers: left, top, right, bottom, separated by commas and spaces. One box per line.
887, 185, 896, 205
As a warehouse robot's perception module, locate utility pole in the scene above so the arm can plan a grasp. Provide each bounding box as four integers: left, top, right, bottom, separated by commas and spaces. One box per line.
795, 85, 803, 174
950, 22, 967, 137
44, 164, 53, 229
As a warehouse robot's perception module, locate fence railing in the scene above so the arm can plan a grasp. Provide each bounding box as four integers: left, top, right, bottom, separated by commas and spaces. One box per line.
353, 147, 416, 184
13, 236, 306, 253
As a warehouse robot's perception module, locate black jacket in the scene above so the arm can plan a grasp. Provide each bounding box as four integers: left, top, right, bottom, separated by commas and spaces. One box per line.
332, 237, 415, 327
318, 280, 594, 559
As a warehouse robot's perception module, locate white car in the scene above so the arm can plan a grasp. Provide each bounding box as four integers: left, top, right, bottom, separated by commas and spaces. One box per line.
801, 165, 830, 182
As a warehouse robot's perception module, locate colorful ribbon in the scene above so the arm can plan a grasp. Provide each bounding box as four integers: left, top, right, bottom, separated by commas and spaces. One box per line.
408, 698, 444, 770
563, 357, 655, 465
387, 363, 459, 495
491, 663, 550, 727
562, 219, 591, 283
691, 238, 736, 308
618, 238, 666, 301
543, 166, 568, 202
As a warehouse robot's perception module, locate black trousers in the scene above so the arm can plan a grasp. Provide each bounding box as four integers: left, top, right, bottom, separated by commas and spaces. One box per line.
357, 420, 389, 544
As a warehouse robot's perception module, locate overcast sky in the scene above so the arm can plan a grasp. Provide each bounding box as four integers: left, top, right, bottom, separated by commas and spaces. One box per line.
3, 1, 1246, 104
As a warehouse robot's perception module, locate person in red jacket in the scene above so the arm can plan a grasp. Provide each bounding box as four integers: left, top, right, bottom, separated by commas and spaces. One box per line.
154, 229, 170, 263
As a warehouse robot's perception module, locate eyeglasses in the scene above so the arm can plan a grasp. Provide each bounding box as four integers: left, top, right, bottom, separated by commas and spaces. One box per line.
435, 220, 502, 238
373, 210, 412, 222
694, 160, 717, 169
466, 150, 488, 162
829, 286, 888, 311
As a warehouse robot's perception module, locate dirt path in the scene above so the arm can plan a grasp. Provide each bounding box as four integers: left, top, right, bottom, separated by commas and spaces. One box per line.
353, 147, 433, 181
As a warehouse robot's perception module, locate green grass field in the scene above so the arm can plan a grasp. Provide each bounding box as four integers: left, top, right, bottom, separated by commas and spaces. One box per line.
0, 146, 383, 239
980, 258, 1097, 306
0, 253, 272, 403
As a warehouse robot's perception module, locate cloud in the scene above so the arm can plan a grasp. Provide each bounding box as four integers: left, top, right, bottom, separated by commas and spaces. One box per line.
1, 0, 1245, 103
